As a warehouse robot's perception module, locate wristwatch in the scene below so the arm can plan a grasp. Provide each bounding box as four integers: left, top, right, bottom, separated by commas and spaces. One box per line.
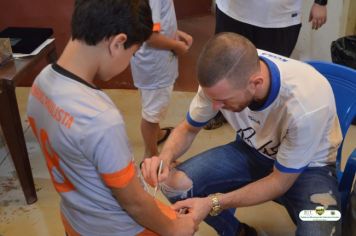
314, 0, 327, 6
209, 193, 222, 216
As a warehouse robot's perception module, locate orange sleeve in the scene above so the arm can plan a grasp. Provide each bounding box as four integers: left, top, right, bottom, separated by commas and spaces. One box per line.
155, 199, 177, 220
101, 162, 135, 188
152, 23, 161, 32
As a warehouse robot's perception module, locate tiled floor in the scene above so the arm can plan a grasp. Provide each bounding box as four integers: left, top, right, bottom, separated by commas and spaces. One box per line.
0, 87, 355, 236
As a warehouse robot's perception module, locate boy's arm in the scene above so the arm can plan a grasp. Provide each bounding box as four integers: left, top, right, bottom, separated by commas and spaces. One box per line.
110, 174, 196, 236
146, 32, 190, 56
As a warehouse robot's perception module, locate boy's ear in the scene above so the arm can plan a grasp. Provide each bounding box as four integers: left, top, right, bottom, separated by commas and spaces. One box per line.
109, 33, 127, 55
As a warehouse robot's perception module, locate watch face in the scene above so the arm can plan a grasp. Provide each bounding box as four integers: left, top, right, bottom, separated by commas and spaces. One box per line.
210, 208, 219, 216
210, 207, 222, 216
210, 211, 219, 216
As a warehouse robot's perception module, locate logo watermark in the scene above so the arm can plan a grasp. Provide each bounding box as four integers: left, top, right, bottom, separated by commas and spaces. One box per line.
299, 206, 341, 221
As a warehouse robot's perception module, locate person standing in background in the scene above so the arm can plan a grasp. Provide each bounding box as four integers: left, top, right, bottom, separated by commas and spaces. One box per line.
215, 0, 327, 56
131, 0, 193, 159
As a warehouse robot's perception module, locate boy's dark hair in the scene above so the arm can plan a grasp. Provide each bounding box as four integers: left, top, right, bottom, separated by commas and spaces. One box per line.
72, 0, 153, 48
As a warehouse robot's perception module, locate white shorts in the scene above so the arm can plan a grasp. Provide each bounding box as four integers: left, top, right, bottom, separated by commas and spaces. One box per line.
140, 85, 174, 123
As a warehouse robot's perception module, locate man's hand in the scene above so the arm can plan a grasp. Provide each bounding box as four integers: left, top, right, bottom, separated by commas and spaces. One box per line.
172, 197, 212, 224
141, 156, 170, 188
309, 3, 327, 30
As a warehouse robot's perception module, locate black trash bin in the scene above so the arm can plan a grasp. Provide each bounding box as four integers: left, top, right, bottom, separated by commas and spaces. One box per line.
331, 36, 356, 125
331, 35, 356, 69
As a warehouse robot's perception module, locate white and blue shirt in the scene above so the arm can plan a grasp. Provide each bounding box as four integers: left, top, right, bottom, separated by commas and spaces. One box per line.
187, 49, 342, 173
216, 0, 303, 28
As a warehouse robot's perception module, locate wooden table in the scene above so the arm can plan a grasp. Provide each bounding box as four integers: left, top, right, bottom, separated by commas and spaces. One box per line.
0, 40, 56, 204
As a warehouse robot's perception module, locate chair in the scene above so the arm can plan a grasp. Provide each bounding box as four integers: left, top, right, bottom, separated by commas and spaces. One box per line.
306, 60, 356, 216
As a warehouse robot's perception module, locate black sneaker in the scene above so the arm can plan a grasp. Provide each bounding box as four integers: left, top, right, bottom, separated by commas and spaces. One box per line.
204, 112, 227, 130
236, 223, 258, 236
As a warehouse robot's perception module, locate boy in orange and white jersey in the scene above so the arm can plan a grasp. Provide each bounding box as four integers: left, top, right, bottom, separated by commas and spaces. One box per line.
27, 0, 196, 235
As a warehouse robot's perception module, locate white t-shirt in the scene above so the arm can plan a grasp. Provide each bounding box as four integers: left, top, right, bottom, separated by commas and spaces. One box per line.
187, 49, 342, 173
216, 0, 303, 28
27, 64, 145, 236
131, 0, 178, 89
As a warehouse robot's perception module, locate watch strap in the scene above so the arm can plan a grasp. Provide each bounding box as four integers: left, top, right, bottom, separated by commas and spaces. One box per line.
314, 0, 327, 6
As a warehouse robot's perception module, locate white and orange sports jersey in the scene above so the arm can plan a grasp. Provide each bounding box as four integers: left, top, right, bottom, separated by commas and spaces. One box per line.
27, 64, 145, 235
187, 49, 342, 173
131, 0, 178, 89
216, 0, 303, 28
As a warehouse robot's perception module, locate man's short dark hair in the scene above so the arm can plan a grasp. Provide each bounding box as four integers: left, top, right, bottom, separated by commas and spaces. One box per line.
197, 32, 260, 88
71, 0, 153, 48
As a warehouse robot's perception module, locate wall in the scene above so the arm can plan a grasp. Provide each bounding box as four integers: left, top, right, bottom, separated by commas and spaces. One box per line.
0, 0, 73, 55
174, 0, 212, 19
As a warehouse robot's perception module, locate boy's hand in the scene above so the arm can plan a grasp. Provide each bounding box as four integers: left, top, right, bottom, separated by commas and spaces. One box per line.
172, 197, 212, 224
177, 30, 193, 48
172, 30, 193, 56
170, 215, 198, 236
173, 41, 190, 56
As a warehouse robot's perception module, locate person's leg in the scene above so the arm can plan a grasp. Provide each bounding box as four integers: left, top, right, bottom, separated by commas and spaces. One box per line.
252, 24, 302, 57
140, 86, 174, 158
161, 138, 274, 235
277, 165, 341, 236
141, 118, 161, 158
215, 5, 253, 37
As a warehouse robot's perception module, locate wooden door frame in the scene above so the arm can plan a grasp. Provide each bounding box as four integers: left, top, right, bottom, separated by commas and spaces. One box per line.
342, 0, 356, 35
